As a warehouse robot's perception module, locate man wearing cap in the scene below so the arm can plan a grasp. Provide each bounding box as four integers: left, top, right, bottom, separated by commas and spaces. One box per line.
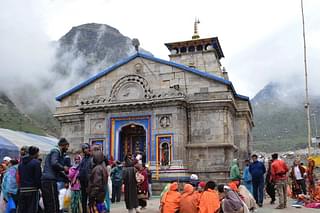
2, 156, 11, 166
41, 138, 69, 213
78, 143, 92, 213
189, 174, 199, 188
17, 146, 41, 213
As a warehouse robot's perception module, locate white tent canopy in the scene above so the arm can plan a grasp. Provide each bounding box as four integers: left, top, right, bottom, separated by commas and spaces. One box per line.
0, 128, 58, 159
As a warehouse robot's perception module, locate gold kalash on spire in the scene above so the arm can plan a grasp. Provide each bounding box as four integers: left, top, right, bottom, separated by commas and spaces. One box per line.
192, 18, 200, 39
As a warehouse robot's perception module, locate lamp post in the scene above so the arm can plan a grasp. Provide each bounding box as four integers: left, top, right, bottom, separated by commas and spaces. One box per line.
300, 0, 312, 155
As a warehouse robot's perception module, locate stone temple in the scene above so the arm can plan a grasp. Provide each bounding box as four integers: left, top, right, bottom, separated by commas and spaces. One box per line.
54, 24, 253, 182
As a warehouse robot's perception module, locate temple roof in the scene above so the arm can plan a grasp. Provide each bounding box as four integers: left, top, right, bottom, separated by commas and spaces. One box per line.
55, 52, 248, 102
164, 37, 224, 59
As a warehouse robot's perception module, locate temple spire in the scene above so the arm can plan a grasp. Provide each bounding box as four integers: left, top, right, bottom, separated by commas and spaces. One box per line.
192, 18, 200, 39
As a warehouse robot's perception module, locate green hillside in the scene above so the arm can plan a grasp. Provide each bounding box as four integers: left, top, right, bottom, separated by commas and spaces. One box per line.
0, 92, 46, 135
252, 102, 308, 152
252, 82, 320, 152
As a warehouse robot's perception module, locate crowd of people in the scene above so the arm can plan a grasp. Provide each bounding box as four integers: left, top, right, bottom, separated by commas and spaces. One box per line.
159, 153, 320, 213
0, 138, 152, 213
0, 138, 320, 213
159, 177, 255, 213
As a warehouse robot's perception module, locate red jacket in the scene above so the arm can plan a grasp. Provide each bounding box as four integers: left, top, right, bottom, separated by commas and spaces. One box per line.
271, 159, 289, 181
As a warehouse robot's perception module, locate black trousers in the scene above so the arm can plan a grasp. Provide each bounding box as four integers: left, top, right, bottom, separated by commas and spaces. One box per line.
17, 189, 39, 213
266, 182, 276, 202
296, 179, 307, 195
80, 180, 88, 213
111, 181, 122, 202
41, 181, 59, 213
138, 199, 147, 208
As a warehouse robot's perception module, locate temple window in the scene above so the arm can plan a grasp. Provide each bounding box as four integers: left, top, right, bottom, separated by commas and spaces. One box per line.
205, 44, 213, 50
160, 142, 170, 166
156, 135, 173, 166
90, 138, 104, 151
188, 46, 195, 52
196, 45, 203, 51
180, 47, 187, 53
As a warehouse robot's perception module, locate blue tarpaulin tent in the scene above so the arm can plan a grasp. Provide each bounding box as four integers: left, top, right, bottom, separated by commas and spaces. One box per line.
0, 128, 58, 160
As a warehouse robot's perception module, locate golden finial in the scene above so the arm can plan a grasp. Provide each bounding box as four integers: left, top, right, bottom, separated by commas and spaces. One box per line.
192, 18, 200, 39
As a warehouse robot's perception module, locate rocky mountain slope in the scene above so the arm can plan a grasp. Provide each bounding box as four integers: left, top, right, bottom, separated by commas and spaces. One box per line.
3, 22, 318, 153
0, 23, 145, 136
252, 81, 320, 152
53, 23, 137, 78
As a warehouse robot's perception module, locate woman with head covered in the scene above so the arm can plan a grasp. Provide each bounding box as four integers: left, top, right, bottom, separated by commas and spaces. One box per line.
218, 184, 244, 213
87, 150, 108, 212
198, 181, 220, 213
180, 183, 199, 213
160, 182, 181, 213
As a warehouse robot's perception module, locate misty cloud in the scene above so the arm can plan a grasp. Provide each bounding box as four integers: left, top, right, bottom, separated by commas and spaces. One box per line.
1, 0, 319, 111
0, 0, 93, 111
226, 9, 320, 99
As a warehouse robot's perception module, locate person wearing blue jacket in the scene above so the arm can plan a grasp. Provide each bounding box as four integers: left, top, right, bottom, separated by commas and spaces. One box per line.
242, 159, 253, 194
249, 154, 266, 207
41, 138, 69, 213
1, 159, 19, 206
17, 146, 42, 213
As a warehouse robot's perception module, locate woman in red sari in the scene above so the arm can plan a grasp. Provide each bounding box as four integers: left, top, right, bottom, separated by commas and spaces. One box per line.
306, 159, 315, 198
136, 163, 148, 210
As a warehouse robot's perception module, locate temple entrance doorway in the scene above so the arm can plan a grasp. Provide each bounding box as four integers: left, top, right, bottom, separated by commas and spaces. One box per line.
119, 124, 146, 162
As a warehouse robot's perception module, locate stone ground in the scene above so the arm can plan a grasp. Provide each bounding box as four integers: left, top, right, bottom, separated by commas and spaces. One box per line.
110, 197, 319, 213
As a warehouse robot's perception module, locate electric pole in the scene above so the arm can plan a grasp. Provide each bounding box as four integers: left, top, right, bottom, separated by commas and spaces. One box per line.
300, 0, 312, 155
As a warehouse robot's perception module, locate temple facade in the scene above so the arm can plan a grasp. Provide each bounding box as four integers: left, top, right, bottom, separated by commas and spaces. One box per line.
54, 27, 253, 181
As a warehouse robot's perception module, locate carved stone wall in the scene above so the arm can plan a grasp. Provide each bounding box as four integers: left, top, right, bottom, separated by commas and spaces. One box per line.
55, 56, 253, 181
109, 75, 153, 102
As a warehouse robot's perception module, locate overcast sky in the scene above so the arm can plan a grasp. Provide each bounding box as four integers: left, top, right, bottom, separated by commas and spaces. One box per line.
1, 0, 319, 98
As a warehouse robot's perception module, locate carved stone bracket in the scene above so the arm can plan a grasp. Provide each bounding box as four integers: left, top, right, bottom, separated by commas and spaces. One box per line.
109, 75, 153, 102
158, 115, 171, 128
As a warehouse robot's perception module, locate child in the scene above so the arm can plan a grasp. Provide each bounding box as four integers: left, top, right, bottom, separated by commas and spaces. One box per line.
58, 182, 71, 212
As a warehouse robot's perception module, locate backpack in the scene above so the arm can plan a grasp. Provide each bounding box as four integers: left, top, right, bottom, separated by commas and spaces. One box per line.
113, 167, 122, 182
135, 171, 144, 184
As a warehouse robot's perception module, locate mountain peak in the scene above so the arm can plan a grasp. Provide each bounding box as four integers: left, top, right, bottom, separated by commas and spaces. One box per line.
71, 23, 120, 33
54, 23, 136, 77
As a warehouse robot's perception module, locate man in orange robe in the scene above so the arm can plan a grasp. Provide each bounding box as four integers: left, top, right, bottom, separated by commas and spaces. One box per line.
199, 181, 220, 213
313, 181, 320, 202
160, 182, 181, 213
180, 183, 199, 213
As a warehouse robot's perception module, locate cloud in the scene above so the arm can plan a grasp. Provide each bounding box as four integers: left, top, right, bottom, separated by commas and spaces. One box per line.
0, 0, 86, 110
225, 2, 320, 98
0, 0, 319, 106
0, 0, 55, 91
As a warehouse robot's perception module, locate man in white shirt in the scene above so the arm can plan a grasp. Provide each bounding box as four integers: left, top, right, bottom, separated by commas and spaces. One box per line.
290, 159, 307, 196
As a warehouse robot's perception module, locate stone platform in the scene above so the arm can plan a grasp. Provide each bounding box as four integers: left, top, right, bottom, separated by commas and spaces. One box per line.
110, 197, 319, 213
